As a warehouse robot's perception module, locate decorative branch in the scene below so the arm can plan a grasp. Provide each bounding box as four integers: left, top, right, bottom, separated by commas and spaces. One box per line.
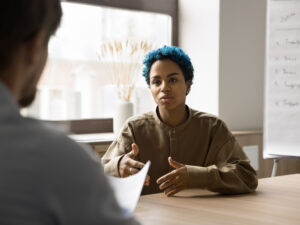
98, 40, 154, 101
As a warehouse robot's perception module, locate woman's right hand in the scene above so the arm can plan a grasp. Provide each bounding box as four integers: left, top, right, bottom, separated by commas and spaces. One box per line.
118, 143, 150, 186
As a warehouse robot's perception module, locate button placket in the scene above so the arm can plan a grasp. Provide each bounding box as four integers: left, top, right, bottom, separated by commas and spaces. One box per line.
169, 128, 177, 171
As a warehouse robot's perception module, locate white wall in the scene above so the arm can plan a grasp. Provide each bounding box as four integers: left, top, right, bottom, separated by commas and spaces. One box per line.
179, 0, 266, 130
178, 0, 219, 116
219, 0, 266, 130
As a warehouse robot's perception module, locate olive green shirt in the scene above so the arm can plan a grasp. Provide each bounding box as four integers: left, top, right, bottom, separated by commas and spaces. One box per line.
102, 106, 258, 195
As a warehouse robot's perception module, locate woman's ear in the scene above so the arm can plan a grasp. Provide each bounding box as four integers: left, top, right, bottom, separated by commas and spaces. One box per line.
186, 80, 191, 95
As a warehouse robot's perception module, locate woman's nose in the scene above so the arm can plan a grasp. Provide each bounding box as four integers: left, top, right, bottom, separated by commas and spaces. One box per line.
161, 81, 170, 92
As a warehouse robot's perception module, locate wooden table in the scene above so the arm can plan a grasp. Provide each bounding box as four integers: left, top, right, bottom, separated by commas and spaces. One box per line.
135, 174, 300, 225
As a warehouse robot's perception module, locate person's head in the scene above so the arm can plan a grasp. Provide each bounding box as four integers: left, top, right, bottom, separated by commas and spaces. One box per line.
0, 0, 62, 107
142, 45, 194, 86
142, 46, 194, 112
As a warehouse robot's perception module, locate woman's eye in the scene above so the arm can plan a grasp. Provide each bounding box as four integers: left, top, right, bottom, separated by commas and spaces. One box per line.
169, 78, 177, 83
152, 80, 161, 85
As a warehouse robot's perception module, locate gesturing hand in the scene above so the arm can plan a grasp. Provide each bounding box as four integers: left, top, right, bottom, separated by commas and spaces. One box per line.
156, 157, 188, 197
118, 143, 150, 186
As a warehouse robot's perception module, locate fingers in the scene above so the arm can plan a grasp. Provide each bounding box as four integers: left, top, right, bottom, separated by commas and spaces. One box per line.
119, 157, 144, 178
158, 173, 185, 197
157, 158, 188, 197
123, 158, 144, 177
127, 157, 144, 169
128, 143, 139, 159
144, 175, 150, 186
156, 170, 177, 185
158, 175, 180, 190
127, 167, 140, 175
168, 156, 184, 169
119, 143, 144, 177
157, 157, 185, 184
165, 186, 185, 197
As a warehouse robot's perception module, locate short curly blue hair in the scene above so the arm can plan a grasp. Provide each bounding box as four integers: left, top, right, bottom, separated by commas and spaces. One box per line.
142, 45, 194, 85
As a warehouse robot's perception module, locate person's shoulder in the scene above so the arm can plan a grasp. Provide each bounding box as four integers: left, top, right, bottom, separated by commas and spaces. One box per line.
23, 118, 70, 144
190, 108, 224, 124
25, 119, 103, 183
189, 107, 233, 140
23, 118, 96, 161
126, 111, 156, 126
190, 108, 230, 131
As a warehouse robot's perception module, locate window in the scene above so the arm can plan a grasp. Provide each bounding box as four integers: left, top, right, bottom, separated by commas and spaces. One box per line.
25, 0, 178, 127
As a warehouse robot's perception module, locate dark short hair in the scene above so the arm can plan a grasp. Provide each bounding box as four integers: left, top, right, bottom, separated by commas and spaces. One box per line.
0, 0, 62, 70
142, 45, 194, 85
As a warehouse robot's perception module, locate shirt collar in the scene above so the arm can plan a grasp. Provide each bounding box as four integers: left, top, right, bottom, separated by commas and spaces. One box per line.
0, 80, 21, 116
153, 105, 192, 133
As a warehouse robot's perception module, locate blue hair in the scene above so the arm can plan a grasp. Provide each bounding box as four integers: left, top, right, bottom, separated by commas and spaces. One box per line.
142, 45, 194, 85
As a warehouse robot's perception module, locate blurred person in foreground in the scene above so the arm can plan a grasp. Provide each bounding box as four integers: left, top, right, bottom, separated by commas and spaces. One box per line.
0, 1, 139, 224
102, 45, 258, 196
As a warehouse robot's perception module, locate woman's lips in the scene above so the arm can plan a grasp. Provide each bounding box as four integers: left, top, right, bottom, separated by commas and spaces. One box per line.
160, 96, 173, 104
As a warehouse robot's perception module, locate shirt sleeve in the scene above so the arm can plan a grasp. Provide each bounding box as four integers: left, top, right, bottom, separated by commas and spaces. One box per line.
102, 123, 134, 177
186, 120, 258, 194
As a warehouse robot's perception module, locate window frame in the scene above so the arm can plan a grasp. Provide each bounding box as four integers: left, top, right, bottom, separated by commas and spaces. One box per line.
64, 0, 178, 45
44, 118, 113, 134
44, 0, 178, 134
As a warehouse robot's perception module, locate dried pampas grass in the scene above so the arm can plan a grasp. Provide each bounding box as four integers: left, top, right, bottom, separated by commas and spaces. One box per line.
98, 40, 154, 101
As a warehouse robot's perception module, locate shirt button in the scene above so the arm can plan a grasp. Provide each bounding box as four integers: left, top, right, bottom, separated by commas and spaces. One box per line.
172, 129, 176, 134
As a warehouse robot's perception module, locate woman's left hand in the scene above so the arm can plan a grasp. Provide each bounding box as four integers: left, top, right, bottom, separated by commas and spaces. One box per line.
156, 157, 188, 197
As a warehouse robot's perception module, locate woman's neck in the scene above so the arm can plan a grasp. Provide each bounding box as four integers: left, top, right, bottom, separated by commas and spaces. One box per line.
158, 105, 188, 127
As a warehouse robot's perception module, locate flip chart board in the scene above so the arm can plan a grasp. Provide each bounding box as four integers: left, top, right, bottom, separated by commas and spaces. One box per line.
264, 0, 300, 158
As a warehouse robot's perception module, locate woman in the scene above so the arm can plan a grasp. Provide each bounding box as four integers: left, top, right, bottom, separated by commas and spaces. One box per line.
102, 46, 258, 196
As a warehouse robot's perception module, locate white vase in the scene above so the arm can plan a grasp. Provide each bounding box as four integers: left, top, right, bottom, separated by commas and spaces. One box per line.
113, 100, 134, 134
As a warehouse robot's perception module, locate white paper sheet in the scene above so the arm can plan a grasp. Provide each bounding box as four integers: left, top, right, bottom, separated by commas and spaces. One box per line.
106, 161, 151, 215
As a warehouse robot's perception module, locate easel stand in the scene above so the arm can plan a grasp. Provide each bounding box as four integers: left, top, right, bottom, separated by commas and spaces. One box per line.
271, 158, 279, 177
271, 157, 299, 177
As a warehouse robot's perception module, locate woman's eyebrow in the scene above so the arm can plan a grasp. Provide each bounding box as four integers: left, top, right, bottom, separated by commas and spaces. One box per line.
151, 73, 179, 80
167, 73, 179, 77
151, 75, 161, 79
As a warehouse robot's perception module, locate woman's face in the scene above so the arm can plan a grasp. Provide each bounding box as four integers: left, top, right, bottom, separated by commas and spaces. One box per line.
149, 59, 190, 113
